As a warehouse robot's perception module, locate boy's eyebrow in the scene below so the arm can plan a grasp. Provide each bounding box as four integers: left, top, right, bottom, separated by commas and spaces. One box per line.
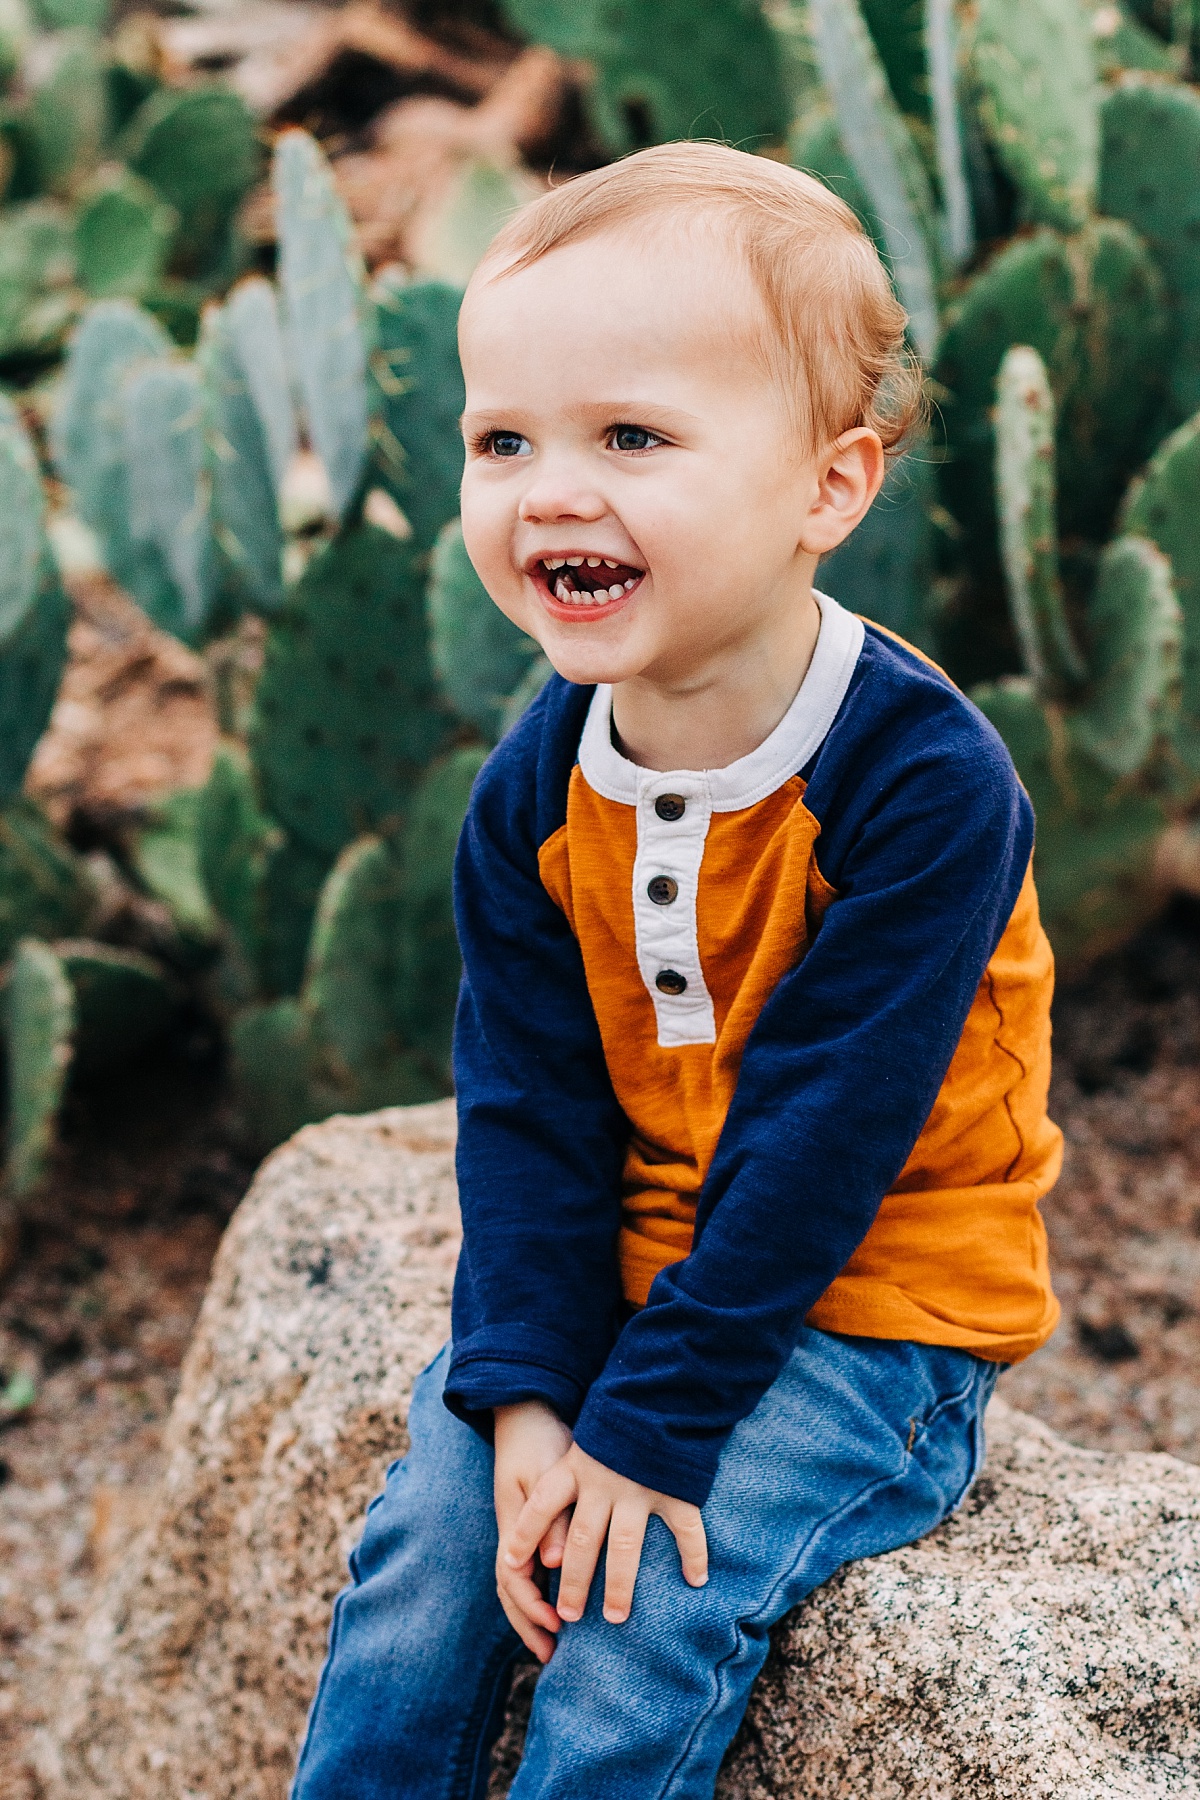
460, 399, 704, 432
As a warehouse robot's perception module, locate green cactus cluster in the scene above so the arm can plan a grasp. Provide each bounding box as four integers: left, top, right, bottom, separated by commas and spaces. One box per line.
788, 0, 1200, 968
0, 0, 260, 366
42, 128, 546, 1152
0, 387, 184, 1203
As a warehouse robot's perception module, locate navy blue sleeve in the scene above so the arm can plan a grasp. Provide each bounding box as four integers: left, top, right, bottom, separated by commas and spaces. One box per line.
443, 678, 629, 1433
570, 639, 1035, 1505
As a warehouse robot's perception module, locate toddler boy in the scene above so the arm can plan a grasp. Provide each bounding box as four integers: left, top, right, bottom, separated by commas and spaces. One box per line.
292, 142, 1061, 1798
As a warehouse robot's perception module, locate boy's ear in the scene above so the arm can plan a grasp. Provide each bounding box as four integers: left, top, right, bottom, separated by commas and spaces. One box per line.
797, 428, 886, 556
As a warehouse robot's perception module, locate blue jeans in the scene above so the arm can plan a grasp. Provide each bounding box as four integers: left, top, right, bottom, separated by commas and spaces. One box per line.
292, 1331, 999, 1800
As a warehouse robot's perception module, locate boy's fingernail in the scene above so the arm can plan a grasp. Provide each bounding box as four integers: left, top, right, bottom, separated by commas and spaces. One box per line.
603, 1608, 627, 1624
557, 1605, 580, 1621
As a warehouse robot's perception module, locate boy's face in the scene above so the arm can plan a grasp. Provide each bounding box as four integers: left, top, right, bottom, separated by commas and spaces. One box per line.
458, 227, 850, 692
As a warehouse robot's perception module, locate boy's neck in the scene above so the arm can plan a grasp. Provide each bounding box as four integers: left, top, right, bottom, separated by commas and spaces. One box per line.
610, 587, 824, 774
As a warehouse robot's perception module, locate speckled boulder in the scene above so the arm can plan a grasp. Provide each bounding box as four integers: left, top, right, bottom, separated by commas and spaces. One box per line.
44, 1104, 1200, 1799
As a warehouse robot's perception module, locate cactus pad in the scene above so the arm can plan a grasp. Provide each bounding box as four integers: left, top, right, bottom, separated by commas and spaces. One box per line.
428, 520, 541, 742
0, 801, 92, 963
122, 85, 260, 271
51, 298, 180, 621
369, 275, 464, 552
229, 997, 320, 1150
130, 787, 218, 948
0, 547, 70, 807
302, 834, 403, 1090
1120, 408, 1200, 792
396, 745, 486, 1069
936, 222, 1171, 551
0, 200, 78, 359
993, 346, 1084, 696
252, 522, 455, 860
223, 277, 296, 496
969, 0, 1099, 230
971, 676, 1170, 970
3, 937, 75, 1196
505, 0, 790, 155
1071, 536, 1181, 779
58, 940, 176, 1073
1100, 81, 1200, 424
807, 0, 940, 360
200, 304, 283, 616
74, 168, 175, 300
259, 835, 331, 1000
121, 356, 217, 641
196, 742, 281, 986
28, 28, 108, 196
273, 130, 371, 524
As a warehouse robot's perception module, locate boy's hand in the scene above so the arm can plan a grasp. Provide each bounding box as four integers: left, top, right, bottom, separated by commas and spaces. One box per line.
493, 1400, 574, 1663
503, 1442, 708, 1630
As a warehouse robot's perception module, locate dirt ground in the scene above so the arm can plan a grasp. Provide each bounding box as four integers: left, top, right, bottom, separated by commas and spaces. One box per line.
1, 908, 1199, 1796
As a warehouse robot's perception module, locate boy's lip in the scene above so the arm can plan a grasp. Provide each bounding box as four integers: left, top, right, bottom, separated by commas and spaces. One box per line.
524, 552, 645, 622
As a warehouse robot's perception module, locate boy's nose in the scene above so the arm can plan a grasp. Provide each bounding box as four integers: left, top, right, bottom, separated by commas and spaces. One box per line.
517, 466, 607, 525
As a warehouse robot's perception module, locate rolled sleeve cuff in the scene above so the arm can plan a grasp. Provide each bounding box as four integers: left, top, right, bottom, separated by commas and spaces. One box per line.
572, 1394, 723, 1507
443, 1325, 596, 1434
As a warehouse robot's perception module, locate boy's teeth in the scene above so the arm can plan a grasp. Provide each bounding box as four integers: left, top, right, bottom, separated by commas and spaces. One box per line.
624, 578, 636, 589
566, 555, 584, 566
586, 556, 601, 567
555, 579, 570, 600
607, 584, 623, 599
604, 559, 618, 568
545, 557, 565, 569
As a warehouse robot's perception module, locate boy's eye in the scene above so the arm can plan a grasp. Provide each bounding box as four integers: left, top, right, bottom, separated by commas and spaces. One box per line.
486, 431, 531, 458
610, 424, 661, 453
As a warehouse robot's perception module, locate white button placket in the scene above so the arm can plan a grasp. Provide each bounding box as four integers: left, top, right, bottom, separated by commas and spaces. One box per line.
632, 773, 716, 1047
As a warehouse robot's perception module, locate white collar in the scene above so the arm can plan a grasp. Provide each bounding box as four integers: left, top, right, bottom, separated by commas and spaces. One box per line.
577, 590, 864, 812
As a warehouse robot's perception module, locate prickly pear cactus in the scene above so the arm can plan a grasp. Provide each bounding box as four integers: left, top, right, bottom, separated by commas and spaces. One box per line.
222, 276, 296, 495
200, 302, 284, 617
121, 85, 260, 275
251, 522, 455, 860
273, 129, 371, 524
51, 298, 180, 621
395, 745, 487, 1066
59, 940, 177, 1073
0, 200, 78, 359
428, 520, 542, 743
504, 0, 790, 155
3, 937, 75, 1197
1120, 408, 1200, 793
121, 356, 217, 640
1070, 535, 1181, 779
27, 28, 109, 197
73, 168, 175, 301
369, 275, 465, 553
1099, 80, 1200, 424
993, 345, 1085, 697
971, 676, 1172, 970
935, 223, 1171, 552
195, 742, 281, 989
967, 0, 1099, 231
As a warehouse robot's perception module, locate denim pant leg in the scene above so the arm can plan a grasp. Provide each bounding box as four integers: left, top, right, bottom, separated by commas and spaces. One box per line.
512, 1331, 998, 1800
291, 1343, 520, 1800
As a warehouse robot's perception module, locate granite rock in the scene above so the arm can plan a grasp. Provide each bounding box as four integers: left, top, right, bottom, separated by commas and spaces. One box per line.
43, 1104, 1200, 1799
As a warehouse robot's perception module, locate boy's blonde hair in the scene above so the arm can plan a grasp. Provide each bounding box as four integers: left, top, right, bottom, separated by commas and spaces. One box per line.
480, 141, 925, 457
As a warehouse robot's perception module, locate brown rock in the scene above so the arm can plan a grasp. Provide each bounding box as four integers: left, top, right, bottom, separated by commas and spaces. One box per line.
43, 1105, 1200, 1798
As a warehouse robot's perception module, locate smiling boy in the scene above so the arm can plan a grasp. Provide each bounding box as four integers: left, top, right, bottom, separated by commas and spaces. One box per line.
292, 143, 1061, 1799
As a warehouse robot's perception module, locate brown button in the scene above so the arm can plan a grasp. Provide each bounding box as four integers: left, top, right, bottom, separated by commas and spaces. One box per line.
647, 876, 678, 905
655, 969, 687, 995
654, 793, 686, 822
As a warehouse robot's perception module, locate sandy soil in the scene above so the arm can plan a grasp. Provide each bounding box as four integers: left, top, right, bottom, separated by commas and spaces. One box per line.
0, 910, 1198, 1796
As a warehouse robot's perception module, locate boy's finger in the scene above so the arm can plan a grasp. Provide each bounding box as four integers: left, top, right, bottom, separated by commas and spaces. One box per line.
601, 1502, 647, 1624
539, 1511, 570, 1569
504, 1463, 577, 1566
497, 1586, 557, 1664
496, 1556, 562, 1636
554, 1497, 611, 1622
663, 1502, 709, 1587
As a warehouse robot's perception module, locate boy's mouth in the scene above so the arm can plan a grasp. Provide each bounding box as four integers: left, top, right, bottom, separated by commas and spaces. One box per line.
534, 555, 644, 609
